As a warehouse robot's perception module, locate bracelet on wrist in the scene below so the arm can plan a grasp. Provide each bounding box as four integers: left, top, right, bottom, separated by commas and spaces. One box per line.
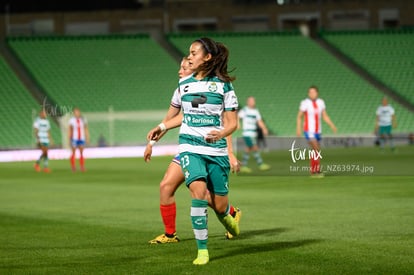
158, 123, 166, 131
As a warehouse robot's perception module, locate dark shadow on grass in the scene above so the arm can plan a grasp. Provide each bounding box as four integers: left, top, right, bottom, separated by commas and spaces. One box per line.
212, 238, 322, 261
179, 227, 290, 242
237, 227, 290, 239
0, 255, 145, 270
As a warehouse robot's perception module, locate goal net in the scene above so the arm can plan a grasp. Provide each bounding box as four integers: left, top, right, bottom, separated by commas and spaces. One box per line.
58, 107, 179, 148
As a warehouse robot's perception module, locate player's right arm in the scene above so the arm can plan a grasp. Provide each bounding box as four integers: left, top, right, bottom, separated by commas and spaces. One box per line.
226, 135, 240, 173
68, 124, 73, 146
296, 110, 304, 137
143, 143, 153, 162
146, 106, 181, 142
374, 114, 380, 133
163, 105, 181, 122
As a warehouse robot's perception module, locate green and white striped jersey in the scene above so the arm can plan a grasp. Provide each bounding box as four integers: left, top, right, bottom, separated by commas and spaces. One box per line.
238, 106, 262, 138
33, 117, 50, 143
171, 75, 238, 156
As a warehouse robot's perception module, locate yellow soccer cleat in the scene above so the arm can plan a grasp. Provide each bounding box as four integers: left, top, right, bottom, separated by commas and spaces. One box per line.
225, 207, 242, 239
148, 233, 180, 244
259, 163, 271, 171
310, 172, 325, 178
193, 249, 209, 265
219, 212, 240, 238
240, 166, 252, 173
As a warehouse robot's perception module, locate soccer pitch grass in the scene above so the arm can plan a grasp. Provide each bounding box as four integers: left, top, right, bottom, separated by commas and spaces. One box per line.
1, 147, 413, 274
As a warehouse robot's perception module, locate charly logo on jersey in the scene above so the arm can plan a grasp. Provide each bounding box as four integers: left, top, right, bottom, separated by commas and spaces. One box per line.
208, 82, 217, 92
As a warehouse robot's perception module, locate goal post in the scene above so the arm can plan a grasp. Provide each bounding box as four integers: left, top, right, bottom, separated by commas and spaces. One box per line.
59, 106, 179, 148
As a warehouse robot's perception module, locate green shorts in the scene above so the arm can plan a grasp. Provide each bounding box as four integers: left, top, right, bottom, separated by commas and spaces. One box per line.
379, 125, 392, 135
243, 136, 257, 148
38, 142, 49, 148
179, 152, 230, 196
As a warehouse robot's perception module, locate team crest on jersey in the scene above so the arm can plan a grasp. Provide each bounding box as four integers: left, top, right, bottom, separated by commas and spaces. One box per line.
208, 82, 217, 92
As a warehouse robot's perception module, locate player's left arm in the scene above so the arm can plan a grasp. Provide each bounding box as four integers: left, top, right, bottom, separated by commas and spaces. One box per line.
257, 119, 269, 136
48, 130, 54, 146
34, 128, 40, 147
392, 114, 397, 129
322, 110, 337, 133
84, 125, 90, 145
206, 110, 238, 143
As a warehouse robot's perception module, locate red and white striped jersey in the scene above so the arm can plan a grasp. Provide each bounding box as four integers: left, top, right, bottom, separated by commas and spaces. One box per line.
299, 98, 326, 134
69, 116, 88, 140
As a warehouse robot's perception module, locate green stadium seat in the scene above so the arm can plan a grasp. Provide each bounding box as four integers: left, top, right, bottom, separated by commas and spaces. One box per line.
0, 56, 61, 149
8, 35, 181, 145
168, 32, 414, 135
321, 30, 414, 105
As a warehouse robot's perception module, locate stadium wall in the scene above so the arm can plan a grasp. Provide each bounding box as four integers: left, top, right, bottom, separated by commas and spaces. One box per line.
1, 0, 413, 37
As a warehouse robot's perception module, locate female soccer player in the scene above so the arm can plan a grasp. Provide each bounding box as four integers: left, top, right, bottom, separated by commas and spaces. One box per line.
238, 96, 270, 173
33, 109, 53, 173
296, 85, 337, 177
150, 38, 240, 265
145, 58, 241, 244
375, 97, 397, 150
69, 107, 89, 172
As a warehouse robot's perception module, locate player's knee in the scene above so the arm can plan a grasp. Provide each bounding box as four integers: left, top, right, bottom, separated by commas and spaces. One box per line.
189, 182, 208, 200
159, 180, 175, 196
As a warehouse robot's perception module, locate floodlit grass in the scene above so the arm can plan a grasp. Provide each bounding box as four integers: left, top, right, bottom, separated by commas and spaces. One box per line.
1, 146, 414, 274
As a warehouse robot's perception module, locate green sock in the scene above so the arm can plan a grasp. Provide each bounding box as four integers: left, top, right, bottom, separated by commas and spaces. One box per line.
191, 199, 208, 250
253, 151, 263, 165
43, 156, 49, 168
242, 152, 249, 166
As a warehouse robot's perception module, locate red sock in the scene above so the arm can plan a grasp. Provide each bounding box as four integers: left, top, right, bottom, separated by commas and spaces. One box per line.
70, 154, 75, 167
310, 157, 320, 173
314, 158, 320, 173
229, 205, 235, 216
310, 158, 315, 174
80, 155, 85, 168
160, 203, 176, 235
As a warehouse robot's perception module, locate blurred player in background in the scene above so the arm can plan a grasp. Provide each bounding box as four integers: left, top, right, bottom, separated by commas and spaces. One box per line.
145, 57, 241, 244
375, 97, 397, 151
69, 107, 89, 172
33, 109, 53, 173
238, 96, 270, 173
296, 86, 337, 177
